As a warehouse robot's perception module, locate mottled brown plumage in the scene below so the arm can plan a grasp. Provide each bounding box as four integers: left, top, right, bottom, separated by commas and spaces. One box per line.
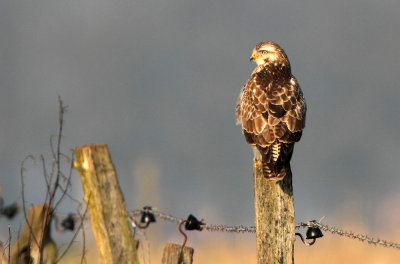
236, 41, 306, 180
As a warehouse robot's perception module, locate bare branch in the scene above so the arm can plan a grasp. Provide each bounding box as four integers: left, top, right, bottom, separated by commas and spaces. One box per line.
50, 135, 57, 161
79, 208, 87, 264
8, 225, 11, 264
53, 151, 75, 211
33, 97, 66, 263
13, 97, 89, 263
20, 155, 40, 248
57, 185, 82, 205
40, 155, 51, 205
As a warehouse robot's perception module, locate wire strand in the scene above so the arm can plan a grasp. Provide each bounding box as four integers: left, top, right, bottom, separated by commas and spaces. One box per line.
60, 208, 400, 250
131, 209, 256, 233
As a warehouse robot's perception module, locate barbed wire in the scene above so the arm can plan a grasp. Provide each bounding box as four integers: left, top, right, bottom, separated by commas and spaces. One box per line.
130, 207, 400, 250
54, 207, 400, 250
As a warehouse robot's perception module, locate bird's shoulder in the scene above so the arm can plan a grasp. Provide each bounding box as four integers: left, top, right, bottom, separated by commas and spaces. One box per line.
241, 67, 303, 109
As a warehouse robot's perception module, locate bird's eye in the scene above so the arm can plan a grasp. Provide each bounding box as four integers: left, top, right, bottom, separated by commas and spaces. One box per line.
261, 50, 268, 54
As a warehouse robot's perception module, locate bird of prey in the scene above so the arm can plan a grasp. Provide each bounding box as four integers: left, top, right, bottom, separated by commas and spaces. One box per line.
236, 41, 306, 180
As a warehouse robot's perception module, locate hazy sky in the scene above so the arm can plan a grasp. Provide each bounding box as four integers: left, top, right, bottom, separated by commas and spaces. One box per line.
1, 0, 400, 253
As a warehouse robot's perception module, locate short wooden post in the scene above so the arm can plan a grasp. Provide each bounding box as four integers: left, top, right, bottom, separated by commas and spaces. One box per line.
253, 160, 295, 264
10, 204, 56, 264
74, 144, 140, 264
161, 243, 194, 264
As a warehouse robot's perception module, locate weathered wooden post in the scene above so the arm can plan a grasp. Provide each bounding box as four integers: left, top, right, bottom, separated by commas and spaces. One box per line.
253, 159, 295, 264
10, 204, 56, 264
161, 243, 193, 264
74, 144, 140, 264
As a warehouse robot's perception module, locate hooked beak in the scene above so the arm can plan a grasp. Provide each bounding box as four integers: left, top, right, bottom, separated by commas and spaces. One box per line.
250, 51, 256, 62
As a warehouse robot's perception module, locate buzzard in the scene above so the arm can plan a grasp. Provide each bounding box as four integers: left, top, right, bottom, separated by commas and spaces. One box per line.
236, 41, 306, 180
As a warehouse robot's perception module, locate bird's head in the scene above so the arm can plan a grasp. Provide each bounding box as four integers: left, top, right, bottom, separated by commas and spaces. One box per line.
250, 41, 290, 67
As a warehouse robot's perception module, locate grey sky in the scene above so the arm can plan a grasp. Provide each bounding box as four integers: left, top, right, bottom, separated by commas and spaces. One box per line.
1, 0, 400, 244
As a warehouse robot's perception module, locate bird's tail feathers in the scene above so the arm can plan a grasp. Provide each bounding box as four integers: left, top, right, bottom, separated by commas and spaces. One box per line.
262, 162, 288, 181
255, 143, 294, 181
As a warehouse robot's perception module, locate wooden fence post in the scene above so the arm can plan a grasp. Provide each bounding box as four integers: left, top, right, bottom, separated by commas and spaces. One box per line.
10, 204, 56, 264
74, 144, 140, 264
253, 160, 295, 264
161, 243, 194, 264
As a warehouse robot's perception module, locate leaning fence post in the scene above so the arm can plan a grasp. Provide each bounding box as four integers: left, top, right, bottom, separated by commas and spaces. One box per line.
253, 159, 295, 264
74, 144, 140, 264
161, 243, 194, 264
